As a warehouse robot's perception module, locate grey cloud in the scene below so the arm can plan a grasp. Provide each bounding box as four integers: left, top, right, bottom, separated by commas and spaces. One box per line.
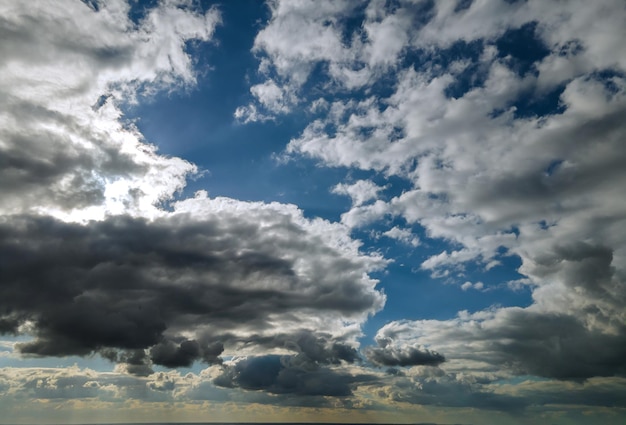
0, 366, 185, 404
508, 377, 626, 409
385, 372, 626, 412
269, 0, 626, 389
376, 306, 626, 382
368, 240, 626, 383
0, 104, 106, 211
120, 349, 155, 377
225, 330, 361, 365
365, 342, 445, 367
213, 354, 375, 397
150, 339, 224, 368
0, 0, 219, 215
385, 374, 529, 412
374, 365, 521, 411
0, 212, 384, 373
21, 374, 101, 400
482, 311, 626, 380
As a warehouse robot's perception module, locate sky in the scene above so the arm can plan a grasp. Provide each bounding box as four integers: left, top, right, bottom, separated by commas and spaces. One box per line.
0, 0, 625, 424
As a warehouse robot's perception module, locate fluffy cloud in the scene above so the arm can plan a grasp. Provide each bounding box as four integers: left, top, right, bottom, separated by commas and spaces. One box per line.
373, 307, 626, 381
0, 0, 220, 218
382, 226, 420, 247
331, 180, 387, 207
251, 0, 626, 385
365, 344, 444, 368
0, 201, 385, 370
213, 354, 374, 397
0, 0, 386, 382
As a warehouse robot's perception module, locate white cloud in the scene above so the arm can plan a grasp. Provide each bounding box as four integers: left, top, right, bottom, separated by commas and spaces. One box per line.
0, 0, 221, 220
283, 0, 626, 272
253, 0, 626, 389
461, 281, 484, 291
331, 180, 387, 207
382, 226, 420, 247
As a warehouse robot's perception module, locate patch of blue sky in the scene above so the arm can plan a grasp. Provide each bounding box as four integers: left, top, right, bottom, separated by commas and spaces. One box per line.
443, 57, 489, 99
355, 210, 531, 344
512, 84, 567, 118
495, 21, 551, 77
544, 159, 565, 177
462, 251, 529, 291
408, 0, 437, 28
338, 0, 369, 46
121, 2, 298, 195
590, 69, 626, 95
80, 0, 100, 12
399, 39, 487, 99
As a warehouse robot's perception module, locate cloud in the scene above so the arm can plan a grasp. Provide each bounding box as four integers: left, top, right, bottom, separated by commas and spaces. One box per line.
150, 339, 224, 368
382, 226, 420, 247
376, 366, 529, 412
0, 0, 220, 218
461, 281, 484, 291
0, 203, 385, 372
374, 306, 626, 381
258, 0, 626, 385
332, 180, 387, 207
0, 0, 388, 383
365, 344, 445, 368
213, 354, 376, 398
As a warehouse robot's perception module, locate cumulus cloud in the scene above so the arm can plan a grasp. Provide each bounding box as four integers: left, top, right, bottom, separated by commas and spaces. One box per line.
382, 226, 420, 247
376, 366, 529, 412
0, 0, 387, 384
0, 0, 221, 218
374, 307, 626, 381
213, 354, 373, 397
0, 204, 385, 370
331, 180, 387, 207
254, 0, 626, 386
461, 281, 484, 291
365, 343, 445, 368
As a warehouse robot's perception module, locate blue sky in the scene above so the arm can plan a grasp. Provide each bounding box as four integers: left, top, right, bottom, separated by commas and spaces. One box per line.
1, 1, 626, 424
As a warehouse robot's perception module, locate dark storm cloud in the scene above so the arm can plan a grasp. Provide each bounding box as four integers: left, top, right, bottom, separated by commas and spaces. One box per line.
100, 349, 154, 376
150, 339, 224, 368
389, 379, 529, 412
224, 330, 361, 365
0, 213, 383, 373
213, 354, 375, 397
480, 310, 626, 380
377, 306, 626, 382
365, 342, 445, 367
